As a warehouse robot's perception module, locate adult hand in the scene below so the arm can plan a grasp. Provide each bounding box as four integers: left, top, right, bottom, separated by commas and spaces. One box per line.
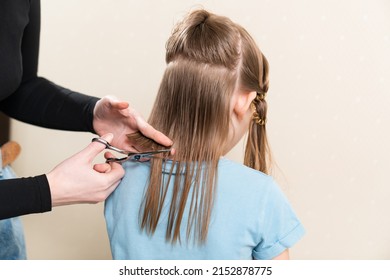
46, 133, 125, 206
93, 95, 173, 151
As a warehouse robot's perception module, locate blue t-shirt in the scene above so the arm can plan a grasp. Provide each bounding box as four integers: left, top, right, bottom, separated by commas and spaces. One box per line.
105, 157, 304, 259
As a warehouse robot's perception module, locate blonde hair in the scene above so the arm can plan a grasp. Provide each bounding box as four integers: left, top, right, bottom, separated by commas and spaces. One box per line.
128, 9, 270, 244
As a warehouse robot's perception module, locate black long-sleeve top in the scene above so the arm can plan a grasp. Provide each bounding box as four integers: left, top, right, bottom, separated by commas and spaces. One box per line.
0, 0, 99, 219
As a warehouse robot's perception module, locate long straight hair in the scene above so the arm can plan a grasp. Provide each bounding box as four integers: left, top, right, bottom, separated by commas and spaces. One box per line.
128, 9, 270, 244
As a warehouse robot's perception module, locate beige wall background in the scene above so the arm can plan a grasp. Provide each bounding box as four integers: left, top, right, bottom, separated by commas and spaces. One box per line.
10, 0, 389, 259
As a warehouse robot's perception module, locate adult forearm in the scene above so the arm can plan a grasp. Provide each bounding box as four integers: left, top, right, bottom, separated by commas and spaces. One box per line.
0, 77, 99, 132
0, 175, 51, 220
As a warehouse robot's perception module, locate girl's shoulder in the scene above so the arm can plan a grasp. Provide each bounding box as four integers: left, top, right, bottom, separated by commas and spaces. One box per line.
218, 157, 273, 181
217, 157, 278, 194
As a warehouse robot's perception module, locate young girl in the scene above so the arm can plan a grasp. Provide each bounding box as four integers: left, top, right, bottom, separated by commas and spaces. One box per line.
105, 9, 304, 260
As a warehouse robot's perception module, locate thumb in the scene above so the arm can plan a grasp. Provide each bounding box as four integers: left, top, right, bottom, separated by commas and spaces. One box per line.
83, 133, 114, 161
110, 98, 129, 110
104, 95, 128, 109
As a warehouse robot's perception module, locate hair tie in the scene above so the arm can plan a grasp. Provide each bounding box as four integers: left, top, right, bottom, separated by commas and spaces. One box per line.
256, 92, 266, 101
252, 114, 266, 125
251, 103, 266, 126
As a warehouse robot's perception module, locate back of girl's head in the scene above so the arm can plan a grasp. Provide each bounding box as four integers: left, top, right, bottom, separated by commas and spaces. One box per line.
128, 9, 270, 244
146, 10, 241, 159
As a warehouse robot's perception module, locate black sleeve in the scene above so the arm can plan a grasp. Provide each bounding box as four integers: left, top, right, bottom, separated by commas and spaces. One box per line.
0, 175, 51, 220
0, 0, 99, 132
0, 77, 99, 132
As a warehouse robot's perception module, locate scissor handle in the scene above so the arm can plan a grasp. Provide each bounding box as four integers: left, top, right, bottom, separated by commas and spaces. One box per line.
106, 156, 129, 163
92, 137, 109, 147
92, 137, 130, 155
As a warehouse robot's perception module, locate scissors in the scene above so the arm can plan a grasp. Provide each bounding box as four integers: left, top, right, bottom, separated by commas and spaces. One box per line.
92, 137, 171, 163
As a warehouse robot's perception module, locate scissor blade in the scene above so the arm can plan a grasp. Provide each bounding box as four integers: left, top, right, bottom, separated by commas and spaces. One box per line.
127, 149, 171, 161
106, 149, 171, 163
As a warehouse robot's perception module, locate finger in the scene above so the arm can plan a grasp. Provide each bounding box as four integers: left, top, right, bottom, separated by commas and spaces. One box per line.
111, 101, 129, 110
92, 162, 124, 202
135, 116, 173, 147
105, 95, 129, 110
103, 151, 125, 162
93, 162, 112, 173
104, 162, 125, 185
83, 133, 114, 161
104, 151, 115, 159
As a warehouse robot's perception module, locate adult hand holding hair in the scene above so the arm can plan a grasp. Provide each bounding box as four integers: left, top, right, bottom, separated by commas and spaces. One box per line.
93, 96, 173, 151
